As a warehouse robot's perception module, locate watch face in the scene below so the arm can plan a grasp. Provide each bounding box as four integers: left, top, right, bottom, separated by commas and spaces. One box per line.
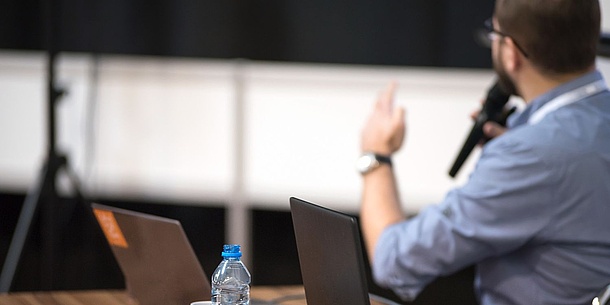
356, 154, 378, 174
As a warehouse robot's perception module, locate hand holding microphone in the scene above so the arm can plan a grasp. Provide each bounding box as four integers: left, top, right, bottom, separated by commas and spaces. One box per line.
448, 82, 511, 178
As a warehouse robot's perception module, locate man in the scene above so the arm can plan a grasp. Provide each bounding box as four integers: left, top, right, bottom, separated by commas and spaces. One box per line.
358, 0, 610, 304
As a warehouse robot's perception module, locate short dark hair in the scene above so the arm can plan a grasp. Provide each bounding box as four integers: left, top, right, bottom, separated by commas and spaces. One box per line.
495, 0, 600, 75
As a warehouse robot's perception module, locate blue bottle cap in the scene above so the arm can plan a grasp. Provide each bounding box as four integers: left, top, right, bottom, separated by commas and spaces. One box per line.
222, 244, 242, 258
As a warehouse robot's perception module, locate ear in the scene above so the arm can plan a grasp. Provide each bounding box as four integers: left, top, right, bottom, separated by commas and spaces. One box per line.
501, 37, 522, 72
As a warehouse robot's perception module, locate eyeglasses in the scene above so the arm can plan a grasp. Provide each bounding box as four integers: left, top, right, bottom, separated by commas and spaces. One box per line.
482, 18, 529, 58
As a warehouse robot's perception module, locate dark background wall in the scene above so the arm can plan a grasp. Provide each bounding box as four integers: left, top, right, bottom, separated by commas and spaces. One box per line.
0, 0, 495, 68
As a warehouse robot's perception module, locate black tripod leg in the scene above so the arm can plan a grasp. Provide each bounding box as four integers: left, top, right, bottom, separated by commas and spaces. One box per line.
0, 162, 49, 292
40, 155, 80, 290
0, 153, 69, 292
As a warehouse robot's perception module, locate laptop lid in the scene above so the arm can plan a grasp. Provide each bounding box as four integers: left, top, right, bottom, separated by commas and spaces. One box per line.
91, 203, 211, 305
290, 197, 371, 305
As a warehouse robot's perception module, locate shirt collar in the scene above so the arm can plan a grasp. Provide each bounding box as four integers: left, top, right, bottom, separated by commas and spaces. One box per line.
507, 70, 605, 128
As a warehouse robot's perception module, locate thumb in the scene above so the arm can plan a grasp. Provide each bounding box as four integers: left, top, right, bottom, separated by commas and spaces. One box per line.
390, 107, 406, 151
392, 107, 405, 125
483, 121, 506, 139
392, 107, 406, 131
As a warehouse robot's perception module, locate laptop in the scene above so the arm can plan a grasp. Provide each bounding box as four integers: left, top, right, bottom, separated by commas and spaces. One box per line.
91, 203, 211, 305
291, 197, 404, 305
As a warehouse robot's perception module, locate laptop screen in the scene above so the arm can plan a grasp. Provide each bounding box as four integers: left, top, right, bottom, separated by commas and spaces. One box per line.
290, 197, 371, 305
91, 203, 211, 305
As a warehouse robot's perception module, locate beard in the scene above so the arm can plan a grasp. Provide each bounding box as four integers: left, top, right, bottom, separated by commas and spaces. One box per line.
493, 48, 519, 97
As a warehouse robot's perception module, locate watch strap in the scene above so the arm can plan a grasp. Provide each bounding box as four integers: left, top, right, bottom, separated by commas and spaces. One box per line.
373, 154, 392, 166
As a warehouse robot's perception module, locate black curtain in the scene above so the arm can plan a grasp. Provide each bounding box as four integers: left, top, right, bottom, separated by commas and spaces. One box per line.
0, 0, 494, 68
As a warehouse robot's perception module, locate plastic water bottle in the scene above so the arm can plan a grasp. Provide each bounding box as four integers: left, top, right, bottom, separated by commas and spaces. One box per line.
211, 244, 251, 305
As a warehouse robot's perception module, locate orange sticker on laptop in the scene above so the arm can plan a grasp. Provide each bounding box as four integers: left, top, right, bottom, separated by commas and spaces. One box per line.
93, 209, 129, 248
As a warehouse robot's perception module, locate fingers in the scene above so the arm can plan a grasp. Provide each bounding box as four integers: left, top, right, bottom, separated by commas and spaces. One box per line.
376, 81, 398, 114
470, 99, 485, 120
362, 82, 406, 155
470, 110, 480, 121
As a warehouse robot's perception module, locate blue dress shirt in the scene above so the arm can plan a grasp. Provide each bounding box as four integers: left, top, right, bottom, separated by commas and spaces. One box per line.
373, 70, 610, 305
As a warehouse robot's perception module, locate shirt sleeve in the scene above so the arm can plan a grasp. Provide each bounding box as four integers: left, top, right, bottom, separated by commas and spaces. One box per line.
372, 132, 562, 301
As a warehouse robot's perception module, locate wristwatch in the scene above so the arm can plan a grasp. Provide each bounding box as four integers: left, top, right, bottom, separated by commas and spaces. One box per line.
356, 153, 392, 175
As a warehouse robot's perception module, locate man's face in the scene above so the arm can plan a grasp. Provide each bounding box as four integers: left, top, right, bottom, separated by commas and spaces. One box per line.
491, 18, 519, 96
493, 46, 518, 96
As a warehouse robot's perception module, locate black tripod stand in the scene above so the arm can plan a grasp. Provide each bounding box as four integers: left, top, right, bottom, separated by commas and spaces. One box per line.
0, 0, 85, 292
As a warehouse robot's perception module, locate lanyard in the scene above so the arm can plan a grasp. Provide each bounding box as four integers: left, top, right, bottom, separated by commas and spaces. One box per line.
528, 79, 608, 125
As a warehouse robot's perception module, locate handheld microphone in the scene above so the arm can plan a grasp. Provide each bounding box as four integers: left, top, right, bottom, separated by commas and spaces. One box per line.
448, 82, 511, 178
